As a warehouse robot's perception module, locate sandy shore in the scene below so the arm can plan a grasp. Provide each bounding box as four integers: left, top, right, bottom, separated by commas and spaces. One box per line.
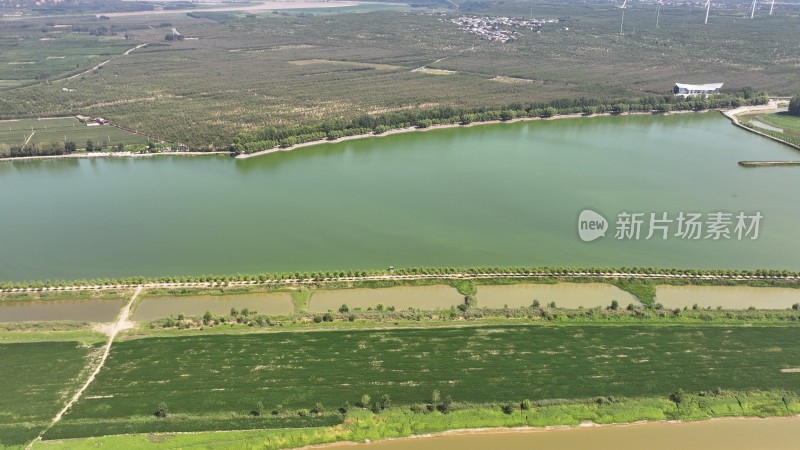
297, 415, 800, 450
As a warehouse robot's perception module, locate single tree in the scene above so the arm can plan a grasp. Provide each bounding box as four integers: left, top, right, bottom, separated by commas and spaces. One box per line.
253, 401, 264, 416
670, 389, 685, 406
156, 402, 168, 418
360, 394, 371, 408
380, 394, 391, 410
789, 95, 800, 116
431, 390, 441, 406
85, 139, 94, 152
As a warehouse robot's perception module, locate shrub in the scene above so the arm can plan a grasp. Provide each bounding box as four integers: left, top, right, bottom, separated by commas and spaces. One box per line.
253, 401, 264, 416
380, 394, 391, 410
155, 402, 168, 419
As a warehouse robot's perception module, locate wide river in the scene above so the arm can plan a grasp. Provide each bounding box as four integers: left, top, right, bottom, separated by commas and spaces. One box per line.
1, 113, 799, 281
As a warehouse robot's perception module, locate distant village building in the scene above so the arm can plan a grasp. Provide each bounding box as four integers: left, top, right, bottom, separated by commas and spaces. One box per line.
673, 83, 723, 96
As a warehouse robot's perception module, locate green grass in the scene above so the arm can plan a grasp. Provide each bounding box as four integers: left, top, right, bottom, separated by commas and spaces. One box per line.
611, 279, 657, 307
290, 289, 311, 313
0, 341, 101, 447
48, 325, 800, 439
0, 118, 147, 149
755, 112, 800, 134
35, 390, 800, 449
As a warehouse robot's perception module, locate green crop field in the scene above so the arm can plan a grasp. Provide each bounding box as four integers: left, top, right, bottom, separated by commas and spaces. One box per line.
46, 325, 800, 439
0, 118, 148, 150
1, 2, 799, 149
0, 341, 100, 448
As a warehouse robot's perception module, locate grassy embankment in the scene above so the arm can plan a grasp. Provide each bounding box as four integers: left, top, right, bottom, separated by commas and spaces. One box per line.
34, 325, 800, 442
32, 390, 800, 450
738, 112, 800, 148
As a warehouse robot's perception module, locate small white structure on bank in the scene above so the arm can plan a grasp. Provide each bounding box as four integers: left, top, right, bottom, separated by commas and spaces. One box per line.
673, 82, 723, 96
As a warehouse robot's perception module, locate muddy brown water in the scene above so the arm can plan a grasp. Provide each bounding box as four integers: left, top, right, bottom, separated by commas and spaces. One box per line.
655, 285, 800, 309
132, 292, 294, 320
308, 285, 463, 312
333, 417, 800, 450
476, 283, 638, 309
0, 299, 123, 322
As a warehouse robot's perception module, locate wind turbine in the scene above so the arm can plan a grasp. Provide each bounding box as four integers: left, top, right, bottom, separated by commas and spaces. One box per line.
704, 0, 711, 24
769, 0, 775, 15
750, 0, 757, 18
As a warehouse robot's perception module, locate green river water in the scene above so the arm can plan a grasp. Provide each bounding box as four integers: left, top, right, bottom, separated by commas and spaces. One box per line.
1, 113, 798, 281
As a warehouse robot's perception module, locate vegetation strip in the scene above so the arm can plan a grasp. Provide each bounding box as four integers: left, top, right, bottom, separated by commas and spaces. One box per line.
3, 266, 798, 294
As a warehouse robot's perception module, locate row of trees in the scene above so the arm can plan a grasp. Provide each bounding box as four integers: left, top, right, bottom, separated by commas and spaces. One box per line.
2, 265, 798, 291
0, 140, 129, 159
232, 92, 770, 154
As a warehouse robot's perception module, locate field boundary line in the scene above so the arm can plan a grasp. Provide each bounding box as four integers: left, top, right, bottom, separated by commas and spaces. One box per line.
25, 286, 142, 450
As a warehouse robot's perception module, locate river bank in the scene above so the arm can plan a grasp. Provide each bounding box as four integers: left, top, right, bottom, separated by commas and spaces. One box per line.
234, 109, 707, 159
723, 101, 800, 152
306, 415, 800, 450
2, 268, 799, 294
0, 150, 230, 163
0, 103, 780, 163
0, 106, 729, 163
31, 393, 800, 450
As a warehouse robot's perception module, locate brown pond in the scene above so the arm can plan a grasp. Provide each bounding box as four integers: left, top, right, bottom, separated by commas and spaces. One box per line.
476, 283, 638, 309
333, 416, 800, 450
308, 285, 463, 312
0, 299, 123, 322
132, 292, 294, 321
655, 285, 800, 309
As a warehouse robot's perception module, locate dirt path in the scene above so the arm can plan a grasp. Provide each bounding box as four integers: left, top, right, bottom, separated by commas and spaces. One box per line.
65, 59, 111, 81
25, 287, 142, 450
23, 129, 35, 146
123, 43, 149, 56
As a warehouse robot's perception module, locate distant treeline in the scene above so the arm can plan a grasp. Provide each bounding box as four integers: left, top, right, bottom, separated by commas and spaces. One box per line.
233, 91, 770, 154
1, 141, 78, 158
0, 141, 159, 159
